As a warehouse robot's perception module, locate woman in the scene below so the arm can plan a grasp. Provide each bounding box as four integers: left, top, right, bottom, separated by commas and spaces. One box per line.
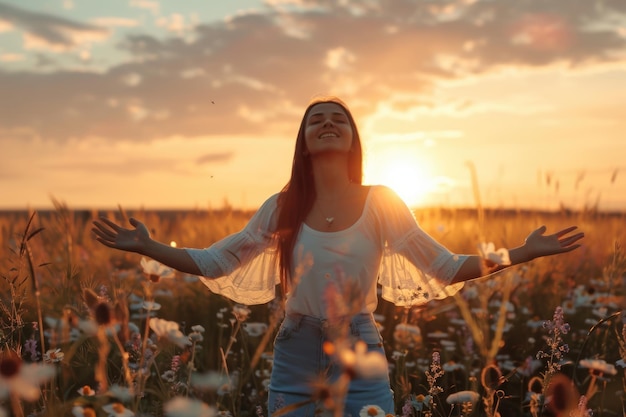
92, 96, 584, 416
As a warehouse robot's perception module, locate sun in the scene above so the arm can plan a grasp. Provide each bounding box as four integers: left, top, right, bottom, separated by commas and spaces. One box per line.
363, 147, 433, 208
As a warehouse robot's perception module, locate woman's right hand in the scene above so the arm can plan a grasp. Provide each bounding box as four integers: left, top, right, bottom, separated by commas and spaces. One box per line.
92, 217, 151, 254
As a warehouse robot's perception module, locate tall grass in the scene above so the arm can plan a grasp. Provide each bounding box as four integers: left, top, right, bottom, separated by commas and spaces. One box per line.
0, 203, 624, 416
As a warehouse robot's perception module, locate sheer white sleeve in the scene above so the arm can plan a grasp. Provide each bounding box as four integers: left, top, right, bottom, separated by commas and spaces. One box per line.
372, 186, 468, 307
184, 194, 281, 305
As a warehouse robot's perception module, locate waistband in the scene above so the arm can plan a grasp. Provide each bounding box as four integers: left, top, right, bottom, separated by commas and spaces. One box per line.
282, 312, 374, 329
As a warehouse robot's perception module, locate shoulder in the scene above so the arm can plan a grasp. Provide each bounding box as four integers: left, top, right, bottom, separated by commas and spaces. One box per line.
367, 184, 404, 204
264, 192, 281, 206
249, 193, 281, 222
365, 184, 414, 223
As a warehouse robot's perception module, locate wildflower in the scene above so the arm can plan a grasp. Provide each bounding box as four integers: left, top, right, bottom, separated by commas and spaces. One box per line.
72, 404, 97, 417
149, 318, 191, 348
95, 302, 113, 326
443, 360, 465, 372
579, 358, 617, 377
191, 325, 205, 333
243, 322, 269, 337
526, 316, 544, 329
537, 306, 570, 380
83, 288, 120, 328
446, 390, 480, 404
102, 401, 134, 417
105, 384, 134, 403
43, 312, 88, 341
128, 293, 145, 311
189, 331, 204, 343
217, 371, 239, 396
161, 370, 177, 383
440, 339, 457, 351
335, 341, 388, 379
77, 385, 96, 396
142, 301, 162, 311
154, 288, 174, 297
164, 396, 217, 417
23, 338, 39, 361
393, 323, 422, 349
574, 395, 593, 417
43, 348, 65, 364
171, 355, 182, 373
425, 351, 444, 396
401, 398, 413, 416
359, 404, 385, 417
592, 306, 608, 318
477, 242, 511, 273
426, 330, 448, 339
490, 322, 513, 332
190, 371, 229, 391
545, 373, 578, 415
0, 350, 55, 401
232, 304, 251, 322
463, 284, 479, 299
410, 394, 432, 411
141, 257, 175, 282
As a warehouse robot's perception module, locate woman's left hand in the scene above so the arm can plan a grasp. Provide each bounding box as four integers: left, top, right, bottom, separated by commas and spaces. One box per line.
524, 225, 584, 260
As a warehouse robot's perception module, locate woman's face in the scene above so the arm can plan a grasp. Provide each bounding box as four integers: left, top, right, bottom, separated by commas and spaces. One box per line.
303, 102, 354, 156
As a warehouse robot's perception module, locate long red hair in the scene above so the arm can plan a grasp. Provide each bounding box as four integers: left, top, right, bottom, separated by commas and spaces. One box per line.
276, 96, 363, 295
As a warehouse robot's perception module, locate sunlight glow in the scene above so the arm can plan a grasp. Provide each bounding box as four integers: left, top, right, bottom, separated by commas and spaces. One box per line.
364, 146, 434, 208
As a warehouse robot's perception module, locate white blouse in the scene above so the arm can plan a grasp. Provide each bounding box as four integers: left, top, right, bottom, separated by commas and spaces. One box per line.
185, 185, 468, 316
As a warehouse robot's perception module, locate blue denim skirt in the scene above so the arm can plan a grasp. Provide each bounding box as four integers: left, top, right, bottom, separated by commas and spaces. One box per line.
268, 313, 394, 417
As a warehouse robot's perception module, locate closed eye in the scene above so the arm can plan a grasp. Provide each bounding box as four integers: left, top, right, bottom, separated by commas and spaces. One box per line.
308, 111, 348, 125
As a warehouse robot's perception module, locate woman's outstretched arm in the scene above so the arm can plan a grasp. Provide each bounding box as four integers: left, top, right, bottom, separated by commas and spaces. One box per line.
92, 217, 202, 276
451, 225, 584, 284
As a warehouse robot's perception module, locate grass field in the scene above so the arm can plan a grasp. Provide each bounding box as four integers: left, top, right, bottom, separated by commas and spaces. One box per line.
1, 202, 625, 416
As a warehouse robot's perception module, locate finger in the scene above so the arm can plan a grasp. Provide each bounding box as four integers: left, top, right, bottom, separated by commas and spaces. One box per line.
532, 225, 547, 236
94, 236, 117, 249
92, 221, 117, 238
91, 227, 115, 243
554, 226, 579, 238
91, 228, 110, 241
560, 233, 585, 246
560, 244, 581, 253
99, 217, 122, 231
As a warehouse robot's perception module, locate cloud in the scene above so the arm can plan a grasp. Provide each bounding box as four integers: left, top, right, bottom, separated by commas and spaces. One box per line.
90, 17, 139, 28
0, 52, 23, 62
42, 155, 210, 177
196, 152, 234, 165
0, 0, 624, 143
0, 2, 109, 50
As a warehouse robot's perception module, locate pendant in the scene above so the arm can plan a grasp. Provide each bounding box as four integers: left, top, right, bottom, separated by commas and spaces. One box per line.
325, 217, 335, 226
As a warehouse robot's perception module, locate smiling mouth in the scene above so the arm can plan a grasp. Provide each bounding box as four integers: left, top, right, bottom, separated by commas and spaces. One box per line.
319, 132, 338, 139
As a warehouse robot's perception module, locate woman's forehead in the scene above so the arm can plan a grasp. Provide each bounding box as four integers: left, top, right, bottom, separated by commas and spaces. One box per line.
308, 102, 347, 117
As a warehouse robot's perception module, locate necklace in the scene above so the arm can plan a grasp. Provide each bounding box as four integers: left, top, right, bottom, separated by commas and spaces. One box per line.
317, 204, 336, 228
316, 183, 352, 228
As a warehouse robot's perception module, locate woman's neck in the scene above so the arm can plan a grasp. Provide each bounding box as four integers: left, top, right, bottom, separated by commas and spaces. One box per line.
311, 156, 352, 198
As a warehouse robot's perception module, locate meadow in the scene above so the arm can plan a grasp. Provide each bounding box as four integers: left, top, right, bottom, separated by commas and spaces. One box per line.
0, 201, 624, 417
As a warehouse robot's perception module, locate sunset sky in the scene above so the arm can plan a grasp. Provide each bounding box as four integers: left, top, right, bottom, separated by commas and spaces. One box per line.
1, 0, 625, 212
